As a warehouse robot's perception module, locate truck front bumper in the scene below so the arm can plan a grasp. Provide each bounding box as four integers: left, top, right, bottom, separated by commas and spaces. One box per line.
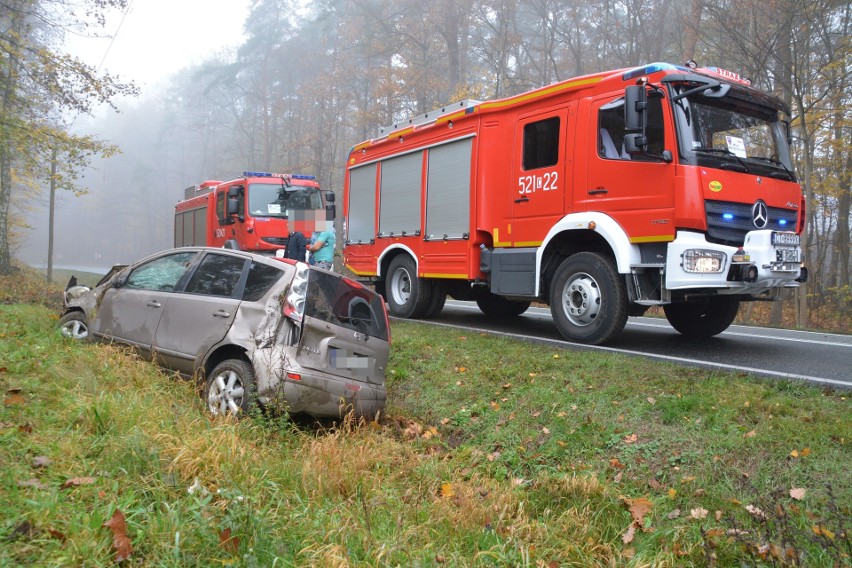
664, 230, 804, 294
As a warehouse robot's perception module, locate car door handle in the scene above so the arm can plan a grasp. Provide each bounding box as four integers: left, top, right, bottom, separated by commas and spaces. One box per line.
146, 301, 162, 308
213, 310, 231, 318
514, 196, 530, 203
588, 187, 608, 195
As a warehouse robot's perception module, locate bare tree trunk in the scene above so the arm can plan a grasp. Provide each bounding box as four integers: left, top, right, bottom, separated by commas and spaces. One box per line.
682, 0, 705, 61
47, 147, 58, 283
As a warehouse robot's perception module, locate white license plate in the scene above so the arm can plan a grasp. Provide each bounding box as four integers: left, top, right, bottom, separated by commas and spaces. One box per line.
772, 231, 800, 246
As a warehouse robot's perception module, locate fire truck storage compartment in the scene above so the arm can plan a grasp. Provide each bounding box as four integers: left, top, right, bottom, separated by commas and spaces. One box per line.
175, 207, 206, 248
347, 164, 378, 244
379, 151, 423, 237
490, 248, 536, 296
426, 137, 472, 240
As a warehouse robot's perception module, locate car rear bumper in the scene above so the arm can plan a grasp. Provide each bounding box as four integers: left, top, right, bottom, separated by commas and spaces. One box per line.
252, 348, 387, 419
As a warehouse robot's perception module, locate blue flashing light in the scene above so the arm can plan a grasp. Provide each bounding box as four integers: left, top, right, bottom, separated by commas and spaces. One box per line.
722, 213, 734, 221
779, 219, 788, 226
243, 171, 316, 181
622, 62, 682, 81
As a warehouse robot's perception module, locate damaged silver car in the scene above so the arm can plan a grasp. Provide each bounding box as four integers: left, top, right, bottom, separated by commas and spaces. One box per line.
58, 247, 390, 419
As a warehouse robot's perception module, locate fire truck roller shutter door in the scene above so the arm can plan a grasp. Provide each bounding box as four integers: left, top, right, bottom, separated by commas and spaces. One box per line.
426, 137, 473, 240
347, 164, 378, 244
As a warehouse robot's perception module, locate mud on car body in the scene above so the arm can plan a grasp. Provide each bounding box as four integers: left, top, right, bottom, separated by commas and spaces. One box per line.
59, 247, 390, 420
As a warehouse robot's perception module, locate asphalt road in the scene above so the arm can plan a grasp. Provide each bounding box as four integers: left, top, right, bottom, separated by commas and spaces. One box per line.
413, 300, 852, 390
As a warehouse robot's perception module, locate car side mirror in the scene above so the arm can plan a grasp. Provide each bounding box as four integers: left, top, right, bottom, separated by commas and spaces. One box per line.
113, 275, 127, 288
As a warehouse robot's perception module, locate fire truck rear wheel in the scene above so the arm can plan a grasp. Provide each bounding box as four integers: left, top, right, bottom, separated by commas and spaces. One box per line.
386, 255, 432, 319
421, 281, 447, 319
475, 291, 531, 317
549, 252, 628, 345
663, 296, 740, 337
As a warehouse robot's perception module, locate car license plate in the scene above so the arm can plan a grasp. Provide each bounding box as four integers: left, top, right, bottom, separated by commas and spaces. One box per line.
775, 248, 800, 263
772, 231, 800, 246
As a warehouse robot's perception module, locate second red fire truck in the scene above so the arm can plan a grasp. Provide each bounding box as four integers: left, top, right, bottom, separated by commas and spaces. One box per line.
175, 171, 335, 254
342, 61, 807, 345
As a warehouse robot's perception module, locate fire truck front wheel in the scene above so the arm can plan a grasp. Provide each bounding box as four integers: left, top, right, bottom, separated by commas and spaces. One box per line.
386, 255, 432, 319
663, 296, 740, 337
549, 252, 628, 345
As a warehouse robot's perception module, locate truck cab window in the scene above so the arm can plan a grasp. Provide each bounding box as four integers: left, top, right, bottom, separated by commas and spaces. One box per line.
598, 96, 664, 161
523, 117, 560, 170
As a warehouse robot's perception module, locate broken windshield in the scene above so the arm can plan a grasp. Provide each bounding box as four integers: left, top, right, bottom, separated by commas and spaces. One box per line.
248, 183, 322, 218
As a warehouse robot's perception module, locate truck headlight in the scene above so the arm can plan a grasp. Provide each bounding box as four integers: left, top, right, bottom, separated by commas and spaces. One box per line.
682, 249, 726, 273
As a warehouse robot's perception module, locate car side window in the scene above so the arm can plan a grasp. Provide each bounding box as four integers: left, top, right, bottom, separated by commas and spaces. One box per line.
184, 253, 247, 297
124, 252, 198, 291
243, 262, 285, 301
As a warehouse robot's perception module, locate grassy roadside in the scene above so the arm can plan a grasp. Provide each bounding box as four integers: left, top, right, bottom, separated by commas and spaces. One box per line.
0, 271, 849, 566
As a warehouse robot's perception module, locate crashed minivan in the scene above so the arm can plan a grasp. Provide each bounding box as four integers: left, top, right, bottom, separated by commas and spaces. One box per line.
58, 247, 390, 419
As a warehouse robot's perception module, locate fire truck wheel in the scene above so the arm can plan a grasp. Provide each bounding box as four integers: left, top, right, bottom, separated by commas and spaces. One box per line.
475, 291, 531, 317
549, 252, 628, 345
421, 281, 447, 319
386, 255, 431, 318
205, 359, 256, 418
663, 296, 740, 337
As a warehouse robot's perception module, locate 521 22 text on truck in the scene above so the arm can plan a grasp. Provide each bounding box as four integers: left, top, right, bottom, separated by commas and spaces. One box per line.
342, 61, 807, 345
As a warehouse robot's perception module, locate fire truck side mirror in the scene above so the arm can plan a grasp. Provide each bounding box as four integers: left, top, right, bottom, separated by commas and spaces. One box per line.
624, 85, 647, 132
326, 204, 336, 221
227, 197, 243, 222
325, 191, 336, 203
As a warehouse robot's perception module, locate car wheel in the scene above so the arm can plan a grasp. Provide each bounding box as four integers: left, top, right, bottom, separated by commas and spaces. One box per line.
475, 291, 531, 317
58, 311, 90, 341
549, 252, 628, 345
663, 296, 740, 337
205, 359, 255, 417
386, 255, 430, 318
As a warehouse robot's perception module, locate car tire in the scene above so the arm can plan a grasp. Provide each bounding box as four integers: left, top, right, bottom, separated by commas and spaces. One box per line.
549, 252, 628, 345
475, 291, 531, 317
58, 311, 90, 341
386, 255, 431, 318
663, 296, 740, 337
205, 359, 256, 417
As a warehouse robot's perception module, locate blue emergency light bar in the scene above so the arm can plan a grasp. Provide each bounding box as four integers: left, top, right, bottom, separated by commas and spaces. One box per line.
243, 171, 316, 181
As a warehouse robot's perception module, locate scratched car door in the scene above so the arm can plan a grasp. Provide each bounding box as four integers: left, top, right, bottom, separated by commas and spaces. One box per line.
152, 251, 248, 374
91, 251, 199, 357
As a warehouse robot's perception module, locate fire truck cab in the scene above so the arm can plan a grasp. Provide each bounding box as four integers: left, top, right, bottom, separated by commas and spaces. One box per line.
342, 62, 806, 345
175, 171, 335, 255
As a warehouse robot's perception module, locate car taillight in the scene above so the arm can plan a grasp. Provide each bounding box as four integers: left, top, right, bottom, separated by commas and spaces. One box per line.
282, 263, 309, 322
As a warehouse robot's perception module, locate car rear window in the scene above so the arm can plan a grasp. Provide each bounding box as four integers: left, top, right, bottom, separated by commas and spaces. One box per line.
243, 262, 285, 301
305, 270, 389, 341
184, 253, 247, 297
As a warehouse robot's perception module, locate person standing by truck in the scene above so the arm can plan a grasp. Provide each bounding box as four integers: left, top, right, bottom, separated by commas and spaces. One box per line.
307, 213, 335, 271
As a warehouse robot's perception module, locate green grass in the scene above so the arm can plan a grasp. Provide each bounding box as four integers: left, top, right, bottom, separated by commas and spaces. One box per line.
0, 292, 849, 566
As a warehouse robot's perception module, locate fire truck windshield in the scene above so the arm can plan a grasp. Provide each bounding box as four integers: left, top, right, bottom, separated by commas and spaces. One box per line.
247, 183, 322, 218
672, 90, 795, 181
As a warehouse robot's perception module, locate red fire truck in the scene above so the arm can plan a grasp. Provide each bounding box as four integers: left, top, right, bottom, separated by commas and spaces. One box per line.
342, 62, 807, 345
175, 171, 335, 254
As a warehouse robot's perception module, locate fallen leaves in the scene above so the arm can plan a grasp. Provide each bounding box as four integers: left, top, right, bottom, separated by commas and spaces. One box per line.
62, 477, 96, 489
103, 510, 133, 562
690, 507, 709, 520
789, 487, 806, 500
219, 527, 239, 554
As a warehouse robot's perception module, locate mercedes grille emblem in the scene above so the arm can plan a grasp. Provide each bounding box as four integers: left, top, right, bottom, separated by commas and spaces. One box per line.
752, 201, 769, 229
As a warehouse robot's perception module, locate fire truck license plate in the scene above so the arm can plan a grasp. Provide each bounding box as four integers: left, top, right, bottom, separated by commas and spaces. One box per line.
776, 248, 800, 263
771, 232, 800, 246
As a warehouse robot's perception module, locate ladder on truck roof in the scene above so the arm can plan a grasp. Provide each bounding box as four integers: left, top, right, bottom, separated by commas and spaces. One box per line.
378, 99, 481, 136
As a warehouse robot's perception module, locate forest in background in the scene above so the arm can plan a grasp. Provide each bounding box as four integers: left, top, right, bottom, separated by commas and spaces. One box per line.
7, 0, 851, 330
